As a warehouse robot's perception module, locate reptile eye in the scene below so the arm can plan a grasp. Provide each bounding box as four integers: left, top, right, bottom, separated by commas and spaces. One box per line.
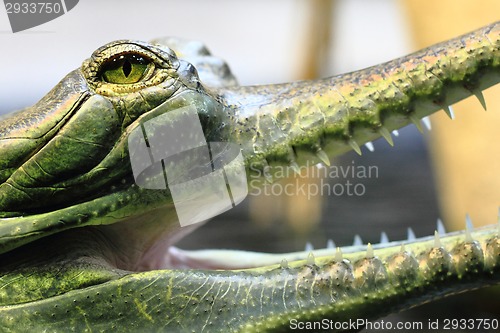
100, 53, 152, 84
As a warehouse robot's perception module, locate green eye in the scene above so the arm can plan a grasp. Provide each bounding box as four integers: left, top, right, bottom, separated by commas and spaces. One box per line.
101, 54, 151, 84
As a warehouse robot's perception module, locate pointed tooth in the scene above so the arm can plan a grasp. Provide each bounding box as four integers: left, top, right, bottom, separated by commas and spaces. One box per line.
410, 114, 423, 133
326, 239, 335, 249
465, 227, 473, 242
434, 230, 442, 248
265, 173, 273, 183
422, 116, 432, 131
335, 247, 343, 262
437, 218, 446, 235
315, 148, 331, 166
466, 213, 474, 230
366, 243, 374, 259
392, 130, 399, 137
380, 232, 389, 244
348, 139, 362, 155
400, 243, 406, 253
473, 90, 487, 111
465, 214, 474, 242
262, 159, 273, 183
315, 163, 325, 170
378, 127, 394, 146
280, 258, 289, 269
407, 227, 416, 241
290, 162, 300, 175
305, 242, 314, 252
288, 147, 300, 175
307, 252, 315, 265
443, 104, 455, 120
353, 234, 363, 246
364, 141, 375, 152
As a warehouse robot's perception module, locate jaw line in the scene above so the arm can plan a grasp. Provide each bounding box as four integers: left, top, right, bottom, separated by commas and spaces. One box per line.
159, 92, 495, 272
165, 223, 500, 271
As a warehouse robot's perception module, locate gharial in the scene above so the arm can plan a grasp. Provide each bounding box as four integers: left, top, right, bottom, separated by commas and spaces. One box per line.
0, 21, 499, 332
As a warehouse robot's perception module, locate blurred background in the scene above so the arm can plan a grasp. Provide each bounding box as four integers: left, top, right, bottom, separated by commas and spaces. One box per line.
1, 0, 499, 330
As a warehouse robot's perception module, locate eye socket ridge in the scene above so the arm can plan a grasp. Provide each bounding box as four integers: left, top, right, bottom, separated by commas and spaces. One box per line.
99, 52, 154, 84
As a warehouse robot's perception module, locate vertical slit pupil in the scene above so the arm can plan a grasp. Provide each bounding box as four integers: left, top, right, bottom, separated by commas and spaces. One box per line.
122, 59, 132, 77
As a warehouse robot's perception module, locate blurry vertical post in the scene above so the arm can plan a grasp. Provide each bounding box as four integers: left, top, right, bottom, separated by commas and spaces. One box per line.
4, 0, 79, 33
128, 105, 248, 227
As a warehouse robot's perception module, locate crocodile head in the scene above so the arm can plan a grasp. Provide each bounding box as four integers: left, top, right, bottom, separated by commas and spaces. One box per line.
0, 22, 499, 332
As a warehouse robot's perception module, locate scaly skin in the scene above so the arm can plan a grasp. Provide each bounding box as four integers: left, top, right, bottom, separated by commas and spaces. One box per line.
0, 22, 499, 332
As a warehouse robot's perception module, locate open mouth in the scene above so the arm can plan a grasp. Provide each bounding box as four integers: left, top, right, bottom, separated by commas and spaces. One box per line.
167, 224, 500, 271
86, 98, 500, 275
0, 21, 499, 332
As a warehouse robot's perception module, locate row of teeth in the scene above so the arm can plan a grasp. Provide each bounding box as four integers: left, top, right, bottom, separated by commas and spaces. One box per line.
319, 92, 488, 162
261, 95, 485, 180
297, 212, 500, 267
283, 92, 491, 268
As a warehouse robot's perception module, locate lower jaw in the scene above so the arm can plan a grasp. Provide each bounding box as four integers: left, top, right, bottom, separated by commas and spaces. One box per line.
142, 221, 500, 272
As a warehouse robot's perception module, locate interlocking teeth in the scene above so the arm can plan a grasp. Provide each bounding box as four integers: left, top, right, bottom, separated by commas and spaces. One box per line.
472, 90, 487, 111
349, 139, 362, 155
409, 114, 423, 133
379, 127, 394, 146
305, 242, 314, 251
443, 104, 455, 119
307, 252, 315, 265
422, 116, 432, 131
353, 234, 363, 246
434, 230, 442, 248
335, 247, 343, 262
465, 214, 474, 242
364, 141, 375, 152
436, 218, 446, 235
380, 232, 389, 244
315, 148, 331, 167
366, 243, 374, 259
407, 227, 416, 241
326, 239, 335, 249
